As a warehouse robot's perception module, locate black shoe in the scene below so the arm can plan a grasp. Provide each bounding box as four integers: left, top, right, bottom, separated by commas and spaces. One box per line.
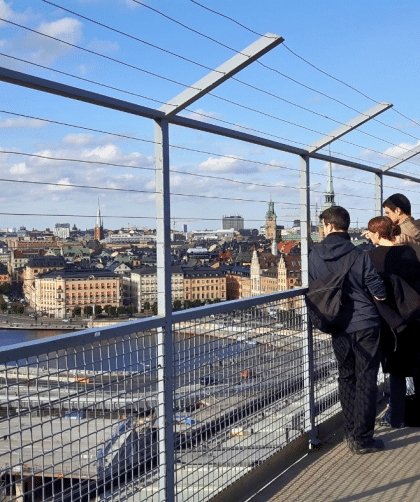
351, 438, 385, 454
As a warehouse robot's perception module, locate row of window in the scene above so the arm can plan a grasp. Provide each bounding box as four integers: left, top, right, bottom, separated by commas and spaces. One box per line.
185, 285, 222, 292
186, 292, 224, 300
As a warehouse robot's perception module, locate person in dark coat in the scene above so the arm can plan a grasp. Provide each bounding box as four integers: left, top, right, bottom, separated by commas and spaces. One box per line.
366, 215, 420, 428
309, 206, 386, 454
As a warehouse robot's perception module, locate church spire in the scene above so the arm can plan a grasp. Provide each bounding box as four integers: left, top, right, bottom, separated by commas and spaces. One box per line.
94, 199, 104, 240
95, 199, 101, 227
322, 149, 336, 211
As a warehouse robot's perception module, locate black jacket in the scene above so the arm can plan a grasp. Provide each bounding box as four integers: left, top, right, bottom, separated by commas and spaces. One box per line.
369, 245, 420, 376
308, 232, 386, 333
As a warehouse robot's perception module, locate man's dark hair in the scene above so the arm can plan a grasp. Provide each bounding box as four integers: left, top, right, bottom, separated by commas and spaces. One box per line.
382, 193, 411, 216
319, 206, 350, 231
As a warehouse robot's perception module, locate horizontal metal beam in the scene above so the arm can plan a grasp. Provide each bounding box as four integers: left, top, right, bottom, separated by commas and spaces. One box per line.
306, 102, 393, 154
0, 67, 419, 184
381, 142, 420, 172
171, 114, 384, 174
0, 66, 164, 121
159, 33, 284, 118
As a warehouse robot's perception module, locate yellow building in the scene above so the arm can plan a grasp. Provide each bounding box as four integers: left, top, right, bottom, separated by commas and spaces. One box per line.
183, 266, 226, 302
32, 269, 122, 318
23, 256, 66, 302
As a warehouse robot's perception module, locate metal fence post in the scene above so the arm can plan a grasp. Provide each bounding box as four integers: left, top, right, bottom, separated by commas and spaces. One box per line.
154, 118, 175, 502
300, 154, 317, 447
375, 172, 383, 216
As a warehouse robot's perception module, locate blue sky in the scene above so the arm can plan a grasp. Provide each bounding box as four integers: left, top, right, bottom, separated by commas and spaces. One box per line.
0, 0, 420, 232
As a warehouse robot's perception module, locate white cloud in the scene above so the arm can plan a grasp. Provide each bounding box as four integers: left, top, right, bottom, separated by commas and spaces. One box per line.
0, 0, 34, 25
198, 155, 253, 174
119, 0, 142, 10
62, 133, 96, 146
395, 120, 420, 129
184, 108, 224, 123
382, 141, 420, 161
0, 0, 14, 21
9, 162, 29, 174
259, 159, 293, 172
25, 17, 83, 65
47, 178, 75, 191
87, 38, 120, 54
77, 64, 88, 75
37, 17, 82, 42
0, 117, 45, 129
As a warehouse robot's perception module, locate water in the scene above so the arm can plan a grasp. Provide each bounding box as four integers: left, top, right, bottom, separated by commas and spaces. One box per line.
0, 328, 69, 348
0, 328, 254, 374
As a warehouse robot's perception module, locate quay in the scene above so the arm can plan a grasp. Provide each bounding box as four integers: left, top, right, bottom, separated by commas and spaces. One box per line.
0, 316, 137, 331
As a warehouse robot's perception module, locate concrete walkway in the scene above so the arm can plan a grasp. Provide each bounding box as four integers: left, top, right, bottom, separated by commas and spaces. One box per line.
249, 424, 420, 502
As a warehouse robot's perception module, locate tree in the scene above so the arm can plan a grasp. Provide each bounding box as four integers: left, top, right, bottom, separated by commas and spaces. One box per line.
94, 305, 102, 316
0, 303, 7, 313
0, 283, 10, 295
74, 306, 82, 317
11, 303, 23, 314
151, 302, 158, 315
84, 305, 93, 317
104, 305, 112, 317
143, 301, 150, 312
109, 306, 117, 317
193, 299, 201, 307
117, 306, 126, 316
127, 304, 138, 315
173, 299, 182, 311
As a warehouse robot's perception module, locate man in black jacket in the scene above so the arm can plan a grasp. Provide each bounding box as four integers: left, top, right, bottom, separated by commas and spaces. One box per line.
309, 206, 386, 454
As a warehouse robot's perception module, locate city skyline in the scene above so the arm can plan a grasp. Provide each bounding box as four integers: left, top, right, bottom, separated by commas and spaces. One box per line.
0, 0, 420, 231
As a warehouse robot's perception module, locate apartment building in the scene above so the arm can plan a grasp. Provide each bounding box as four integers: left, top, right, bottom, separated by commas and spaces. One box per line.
32, 269, 122, 318
23, 256, 66, 302
183, 266, 226, 302
123, 266, 184, 310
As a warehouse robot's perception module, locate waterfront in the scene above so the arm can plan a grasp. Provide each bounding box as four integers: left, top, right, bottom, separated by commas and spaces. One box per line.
0, 329, 70, 348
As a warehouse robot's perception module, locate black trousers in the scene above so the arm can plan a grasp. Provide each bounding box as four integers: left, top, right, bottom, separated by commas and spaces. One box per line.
331, 326, 381, 446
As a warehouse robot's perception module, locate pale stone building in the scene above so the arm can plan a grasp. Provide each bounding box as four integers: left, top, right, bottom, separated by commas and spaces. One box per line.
123, 266, 184, 310
32, 269, 122, 318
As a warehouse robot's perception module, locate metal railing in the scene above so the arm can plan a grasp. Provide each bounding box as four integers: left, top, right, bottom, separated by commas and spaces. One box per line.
0, 287, 347, 502
0, 24, 416, 502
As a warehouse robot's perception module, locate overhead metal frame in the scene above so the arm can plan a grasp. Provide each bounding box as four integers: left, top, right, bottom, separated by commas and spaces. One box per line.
381, 143, 420, 172
3, 66, 420, 183
158, 33, 284, 118
305, 102, 393, 154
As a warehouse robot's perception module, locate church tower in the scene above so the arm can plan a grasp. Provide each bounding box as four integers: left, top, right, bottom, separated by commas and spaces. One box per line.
94, 200, 104, 241
322, 158, 336, 211
265, 199, 277, 240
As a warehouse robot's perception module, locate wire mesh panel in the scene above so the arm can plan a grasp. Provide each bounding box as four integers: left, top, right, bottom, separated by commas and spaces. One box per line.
312, 329, 340, 425
0, 325, 161, 502
171, 296, 310, 502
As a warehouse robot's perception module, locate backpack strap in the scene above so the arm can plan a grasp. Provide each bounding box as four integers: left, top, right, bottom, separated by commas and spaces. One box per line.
340, 248, 363, 279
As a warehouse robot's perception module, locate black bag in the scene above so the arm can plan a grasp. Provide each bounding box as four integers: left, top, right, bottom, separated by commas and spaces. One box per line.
405, 395, 420, 427
306, 250, 362, 334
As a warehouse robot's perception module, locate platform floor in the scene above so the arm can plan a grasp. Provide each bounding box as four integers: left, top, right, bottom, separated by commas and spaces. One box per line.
249, 423, 420, 502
